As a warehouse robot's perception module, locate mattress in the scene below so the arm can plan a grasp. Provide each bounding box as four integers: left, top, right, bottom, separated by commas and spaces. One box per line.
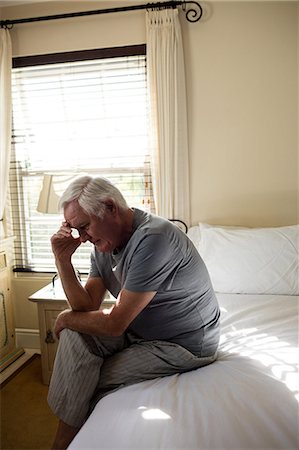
69, 293, 299, 450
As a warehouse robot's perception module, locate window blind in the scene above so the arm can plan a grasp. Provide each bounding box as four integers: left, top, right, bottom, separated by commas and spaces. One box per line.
10, 46, 154, 273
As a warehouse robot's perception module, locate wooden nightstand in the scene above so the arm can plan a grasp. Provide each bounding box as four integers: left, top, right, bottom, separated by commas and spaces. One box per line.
29, 281, 115, 385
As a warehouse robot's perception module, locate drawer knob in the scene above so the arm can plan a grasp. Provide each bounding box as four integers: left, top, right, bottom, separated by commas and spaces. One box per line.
45, 330, 55, 344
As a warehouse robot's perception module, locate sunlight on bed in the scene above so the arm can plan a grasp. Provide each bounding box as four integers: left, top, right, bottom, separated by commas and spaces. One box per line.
138, 406, 171, 420
220, 327, 299, 401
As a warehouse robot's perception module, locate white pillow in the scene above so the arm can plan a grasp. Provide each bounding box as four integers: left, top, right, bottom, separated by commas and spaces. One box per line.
187, 225, 201, 250
197, 223, 299, 295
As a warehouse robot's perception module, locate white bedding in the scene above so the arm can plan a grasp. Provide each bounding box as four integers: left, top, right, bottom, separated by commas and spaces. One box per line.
69, 294, 299, 450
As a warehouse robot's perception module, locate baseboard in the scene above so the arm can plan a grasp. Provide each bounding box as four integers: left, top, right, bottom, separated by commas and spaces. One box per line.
15, 328, 40, 350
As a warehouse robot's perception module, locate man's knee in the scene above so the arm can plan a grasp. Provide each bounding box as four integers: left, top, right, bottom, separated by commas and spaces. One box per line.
56, 328, 83, 349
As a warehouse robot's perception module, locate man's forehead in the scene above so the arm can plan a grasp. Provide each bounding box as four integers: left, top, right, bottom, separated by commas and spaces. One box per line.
64, 201, 89, 225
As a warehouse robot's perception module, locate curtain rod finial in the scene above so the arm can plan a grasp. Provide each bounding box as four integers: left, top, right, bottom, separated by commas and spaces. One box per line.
183, 1, 203, 22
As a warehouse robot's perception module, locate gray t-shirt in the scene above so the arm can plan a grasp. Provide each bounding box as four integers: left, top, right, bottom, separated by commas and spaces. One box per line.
89, 209, 220, 356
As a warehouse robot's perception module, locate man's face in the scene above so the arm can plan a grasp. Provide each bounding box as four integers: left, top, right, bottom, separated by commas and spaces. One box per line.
64, 200, 120, 253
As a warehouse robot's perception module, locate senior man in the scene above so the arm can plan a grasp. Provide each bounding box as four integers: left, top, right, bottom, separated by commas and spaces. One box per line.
48, 176, 220, 449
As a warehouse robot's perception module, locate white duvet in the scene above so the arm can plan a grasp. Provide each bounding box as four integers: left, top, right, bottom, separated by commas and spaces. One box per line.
69, 294, 299, 450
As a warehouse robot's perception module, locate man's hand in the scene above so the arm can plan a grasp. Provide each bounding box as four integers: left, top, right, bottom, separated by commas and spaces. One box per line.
51, 221, 81, 263
52, 289, 157, 338
54, 308, 73, 338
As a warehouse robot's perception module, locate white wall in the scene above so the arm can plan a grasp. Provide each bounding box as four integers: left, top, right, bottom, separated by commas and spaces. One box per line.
1, 0, 298, 332
4, 1, 146, 54
182, 1, 298, 227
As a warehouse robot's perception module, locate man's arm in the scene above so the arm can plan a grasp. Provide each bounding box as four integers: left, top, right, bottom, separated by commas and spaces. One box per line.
51, 221, 106, 311
54, 288, 156, 337
56, 265, 107, 311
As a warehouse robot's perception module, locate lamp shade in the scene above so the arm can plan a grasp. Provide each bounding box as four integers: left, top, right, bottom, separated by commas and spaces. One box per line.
37, 174, 60, 214
37, 173, 80, 214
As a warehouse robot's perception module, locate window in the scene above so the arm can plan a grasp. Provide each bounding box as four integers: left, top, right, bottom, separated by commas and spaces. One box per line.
10, 45, 154, 273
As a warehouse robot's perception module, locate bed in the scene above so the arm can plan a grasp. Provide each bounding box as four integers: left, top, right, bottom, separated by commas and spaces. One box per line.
69, 223, 299, 450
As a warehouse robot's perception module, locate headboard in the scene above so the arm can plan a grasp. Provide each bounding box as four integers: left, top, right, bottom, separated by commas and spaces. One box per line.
169, 219, 188, 234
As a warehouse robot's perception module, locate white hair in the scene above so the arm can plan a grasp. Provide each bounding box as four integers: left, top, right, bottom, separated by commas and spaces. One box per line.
59, 176, 128, 218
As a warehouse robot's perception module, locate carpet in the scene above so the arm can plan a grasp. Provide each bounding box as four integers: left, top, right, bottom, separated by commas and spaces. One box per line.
0, 354, 58, 450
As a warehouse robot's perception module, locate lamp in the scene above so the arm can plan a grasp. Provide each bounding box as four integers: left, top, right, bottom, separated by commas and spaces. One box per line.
37, 174, 60, 214
37, 173, 81, 214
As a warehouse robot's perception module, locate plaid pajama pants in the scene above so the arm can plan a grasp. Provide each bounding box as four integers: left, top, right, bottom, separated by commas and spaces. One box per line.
47, 328, 217, 428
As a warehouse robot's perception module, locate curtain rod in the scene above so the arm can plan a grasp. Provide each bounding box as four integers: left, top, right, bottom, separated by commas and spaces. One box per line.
0, 1, 202, 29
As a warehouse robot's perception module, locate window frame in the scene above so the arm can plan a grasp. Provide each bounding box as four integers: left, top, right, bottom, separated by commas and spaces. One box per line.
12, 45, 146, 68
10, 44, 151, 274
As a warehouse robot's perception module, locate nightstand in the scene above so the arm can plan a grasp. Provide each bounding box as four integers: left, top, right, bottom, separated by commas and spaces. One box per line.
29, 281, 115, 385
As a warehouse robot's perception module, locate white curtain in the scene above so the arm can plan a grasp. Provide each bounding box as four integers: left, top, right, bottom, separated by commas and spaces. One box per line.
0, 29, 12, 238
146, 8, 190, 224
